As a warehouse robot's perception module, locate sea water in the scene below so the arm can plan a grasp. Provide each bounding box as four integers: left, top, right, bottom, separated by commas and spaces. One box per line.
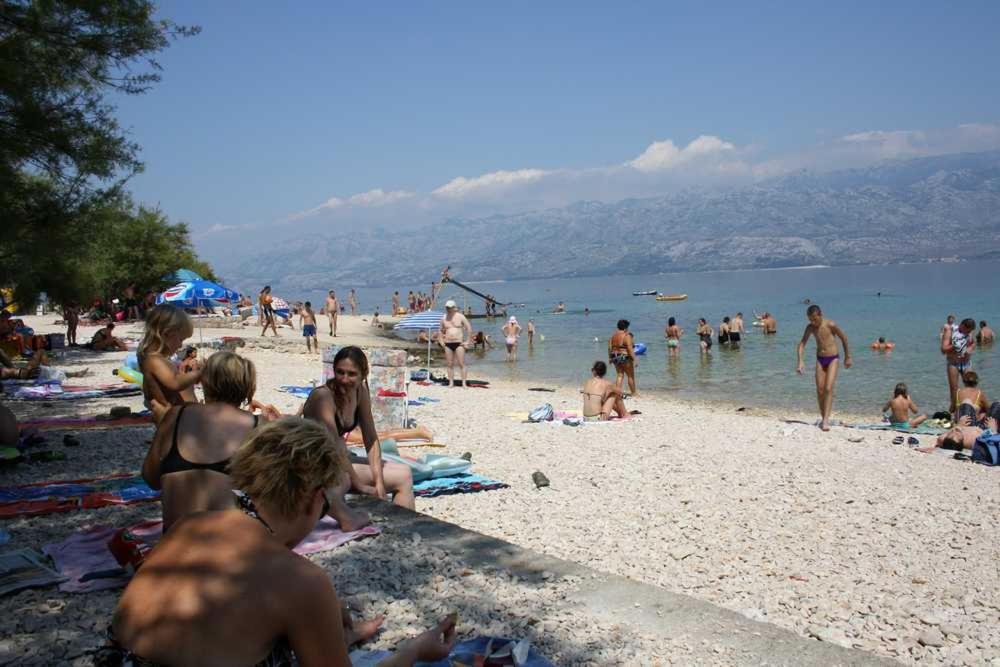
303, 260, 999, 416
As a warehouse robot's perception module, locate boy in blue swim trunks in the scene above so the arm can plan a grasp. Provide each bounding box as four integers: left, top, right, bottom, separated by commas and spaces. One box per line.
797, 304, 852, 431
882, 382, 927, 430
299, 301, 318, 353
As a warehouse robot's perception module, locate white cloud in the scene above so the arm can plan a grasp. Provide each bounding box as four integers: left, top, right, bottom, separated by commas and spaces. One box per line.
627, 135, 736, 172
269, 122, 1000, 228
432, 169, 550, 199
285, 188, 415, 222
347, 189, 415, 206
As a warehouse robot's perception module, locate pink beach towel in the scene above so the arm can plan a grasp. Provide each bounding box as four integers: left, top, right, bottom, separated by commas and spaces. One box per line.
43, 517, 380, 593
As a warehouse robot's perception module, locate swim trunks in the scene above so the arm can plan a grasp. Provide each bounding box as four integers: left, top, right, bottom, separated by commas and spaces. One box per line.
949, 359, 970, 373
729, 332, 741, 343
609, 352, 630, 365
817, 354, 839, 370
890, 421, 910, 430
302, 324, 316, 337
445, 341, 462, 351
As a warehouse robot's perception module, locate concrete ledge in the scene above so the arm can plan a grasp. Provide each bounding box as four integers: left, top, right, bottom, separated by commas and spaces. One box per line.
360, 498, 896, 666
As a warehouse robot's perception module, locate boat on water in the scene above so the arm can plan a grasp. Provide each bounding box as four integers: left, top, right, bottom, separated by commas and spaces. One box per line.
632, 290, 658, 296
655, 293, 688, 302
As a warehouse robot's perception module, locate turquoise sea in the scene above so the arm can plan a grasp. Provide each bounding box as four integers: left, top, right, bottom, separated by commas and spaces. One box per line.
305, 261, 999, 416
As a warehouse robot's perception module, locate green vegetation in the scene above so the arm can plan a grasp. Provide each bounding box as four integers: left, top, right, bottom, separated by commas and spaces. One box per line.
0, 0, 207, 309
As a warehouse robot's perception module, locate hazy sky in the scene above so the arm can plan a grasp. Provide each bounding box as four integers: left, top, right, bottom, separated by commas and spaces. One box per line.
115, 1, 1000, 246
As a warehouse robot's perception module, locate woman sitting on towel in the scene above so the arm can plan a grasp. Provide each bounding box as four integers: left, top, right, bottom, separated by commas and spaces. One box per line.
109, 418, 457, 666
304, 346, 414, 531
143, 352, 277, 531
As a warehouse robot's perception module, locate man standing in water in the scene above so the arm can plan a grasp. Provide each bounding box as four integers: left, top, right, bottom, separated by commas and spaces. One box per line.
797, 304, 852, 431
348, 289, 358, 315
730, 312, 745, 348
324, 290, 339, 337
527, 319, 536, 346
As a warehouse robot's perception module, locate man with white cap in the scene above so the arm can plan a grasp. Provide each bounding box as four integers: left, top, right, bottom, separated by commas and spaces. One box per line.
502, 316, 522, 362
440, 300, 472, 387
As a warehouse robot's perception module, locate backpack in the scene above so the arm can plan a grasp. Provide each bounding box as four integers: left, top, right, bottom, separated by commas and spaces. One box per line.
528, 403, 554, 423
972, 433, 1000, 466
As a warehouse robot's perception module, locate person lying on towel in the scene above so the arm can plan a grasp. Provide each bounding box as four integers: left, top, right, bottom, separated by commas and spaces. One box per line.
107, 418, 456, 666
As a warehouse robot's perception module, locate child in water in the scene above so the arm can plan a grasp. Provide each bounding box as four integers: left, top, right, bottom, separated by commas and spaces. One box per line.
138, 305, 201, 423
796, 304, 852, 431
882, 382, 926, 430
299, 301, 318, 353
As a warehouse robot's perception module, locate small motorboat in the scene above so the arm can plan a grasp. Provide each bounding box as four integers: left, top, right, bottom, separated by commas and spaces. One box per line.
632, 290, 658, 296
655, 294, 688, 301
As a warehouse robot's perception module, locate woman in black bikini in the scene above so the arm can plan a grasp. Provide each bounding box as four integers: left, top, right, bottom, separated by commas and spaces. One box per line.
108, 418, 456, 667
303, 346, 414, 531
608, 319, 638, 396
696, 318, 713, 353
142, 352, 267, 531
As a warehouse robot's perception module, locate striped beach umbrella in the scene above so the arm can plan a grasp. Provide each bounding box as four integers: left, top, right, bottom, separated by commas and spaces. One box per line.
394, 310, 443, 368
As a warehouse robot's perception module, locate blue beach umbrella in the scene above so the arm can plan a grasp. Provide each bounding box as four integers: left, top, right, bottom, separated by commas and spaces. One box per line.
156, 280, 240, 309
162, 268, 204, 283
156, 280, 242, 351
394, 310, 443, 368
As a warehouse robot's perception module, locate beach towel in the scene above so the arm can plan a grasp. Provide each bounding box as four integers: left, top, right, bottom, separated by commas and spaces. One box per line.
846, 422, 946, 435
350, 637, 552, 667
277, 385, 314, 399
413, 474, 509, 498
0, 474, 159, 519
43, 517, 380, 593
18, 413, 153, 431
0, 548, 67, 596
5, 383, 142, 401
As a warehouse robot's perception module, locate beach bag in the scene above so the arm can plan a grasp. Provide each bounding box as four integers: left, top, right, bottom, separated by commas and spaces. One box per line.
528, 403, 554, 423
971, 433, 1000, 466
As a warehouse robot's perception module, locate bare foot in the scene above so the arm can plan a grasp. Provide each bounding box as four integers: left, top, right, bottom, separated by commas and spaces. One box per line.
414, 424, 433, 440
820, 421, 831, 432
332, 504, 372, 532
344, 614, 385, 647
916, 447, 934, 454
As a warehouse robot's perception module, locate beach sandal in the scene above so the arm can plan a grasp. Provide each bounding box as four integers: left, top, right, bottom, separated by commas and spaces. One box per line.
531, 471, 550, 488
953, 452, 971, 461
629, 410, 642, 415
892, 436, 904, 445
907, 436, 919, 446
460, 452, 472, 461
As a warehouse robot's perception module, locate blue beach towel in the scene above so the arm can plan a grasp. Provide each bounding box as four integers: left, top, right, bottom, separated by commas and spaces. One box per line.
278, 385, 314, 398
350, 637, 552, 667
412, 474, 509, 498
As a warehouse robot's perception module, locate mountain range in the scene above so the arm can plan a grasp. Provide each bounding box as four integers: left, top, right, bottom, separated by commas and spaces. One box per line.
215, 150, 1000, 291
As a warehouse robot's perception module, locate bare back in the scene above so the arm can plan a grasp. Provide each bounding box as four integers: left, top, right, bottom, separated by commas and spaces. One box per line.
582, 377, 613, 415
144, 403, 258, 531
112, 510, 335, 665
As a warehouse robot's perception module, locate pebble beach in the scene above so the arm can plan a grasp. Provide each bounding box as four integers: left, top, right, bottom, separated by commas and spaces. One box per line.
1, 314, 998, 665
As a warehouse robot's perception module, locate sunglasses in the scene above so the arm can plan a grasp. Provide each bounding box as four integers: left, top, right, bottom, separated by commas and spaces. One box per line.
320, 490, 331, 518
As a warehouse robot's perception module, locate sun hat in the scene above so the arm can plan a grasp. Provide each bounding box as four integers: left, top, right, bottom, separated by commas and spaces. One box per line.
444, 299, 457, 309
508, 316, 517, 324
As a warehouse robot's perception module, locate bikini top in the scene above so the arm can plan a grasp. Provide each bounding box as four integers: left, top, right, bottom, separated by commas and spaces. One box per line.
160, 404, 257, 477
334, 404, 359, 437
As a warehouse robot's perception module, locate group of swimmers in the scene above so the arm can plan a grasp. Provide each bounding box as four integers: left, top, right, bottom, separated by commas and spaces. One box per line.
118, 303, 457, 664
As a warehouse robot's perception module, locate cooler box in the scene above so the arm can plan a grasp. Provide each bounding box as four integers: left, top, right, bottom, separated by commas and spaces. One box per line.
46, 333, 65, 350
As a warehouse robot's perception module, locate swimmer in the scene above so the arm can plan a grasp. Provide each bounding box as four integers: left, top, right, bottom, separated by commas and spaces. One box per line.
871, 336, 895, 351
796, 304, 852, 431
665, 317, 682, 356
